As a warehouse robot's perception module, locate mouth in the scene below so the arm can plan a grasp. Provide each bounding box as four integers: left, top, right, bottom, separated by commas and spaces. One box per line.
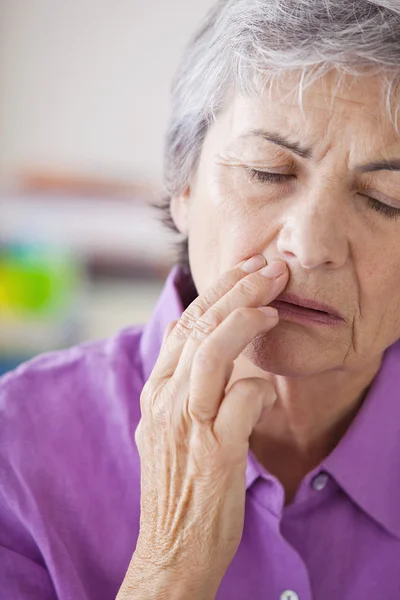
270, 293, 345, 327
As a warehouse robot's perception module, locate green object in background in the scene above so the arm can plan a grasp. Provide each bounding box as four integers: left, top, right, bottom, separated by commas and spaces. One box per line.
0, 243, 79, 317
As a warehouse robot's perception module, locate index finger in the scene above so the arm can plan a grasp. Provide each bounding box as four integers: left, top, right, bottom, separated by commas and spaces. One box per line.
151, 254, 268, 379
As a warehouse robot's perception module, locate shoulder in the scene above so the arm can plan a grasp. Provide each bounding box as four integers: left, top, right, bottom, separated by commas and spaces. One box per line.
0, 324, 146, 479
0, 326, 147, 593
0, 322, 145, 410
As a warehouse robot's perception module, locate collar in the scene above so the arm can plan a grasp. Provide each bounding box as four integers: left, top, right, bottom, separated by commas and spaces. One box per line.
139, 266, 400, 534
323, 341, 400, 539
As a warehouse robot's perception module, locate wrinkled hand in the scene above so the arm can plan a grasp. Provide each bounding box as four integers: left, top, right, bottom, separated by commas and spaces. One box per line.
118, 255, 289, 600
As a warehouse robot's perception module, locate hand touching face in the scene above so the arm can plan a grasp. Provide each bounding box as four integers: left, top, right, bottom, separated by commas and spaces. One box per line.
171, 70, 400, 377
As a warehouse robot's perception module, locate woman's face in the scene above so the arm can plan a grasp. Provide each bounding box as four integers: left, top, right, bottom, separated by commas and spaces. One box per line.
171, 70, 400, 376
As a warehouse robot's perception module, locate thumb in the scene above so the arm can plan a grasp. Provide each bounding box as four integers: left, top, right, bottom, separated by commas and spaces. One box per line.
213, 377, 277, 444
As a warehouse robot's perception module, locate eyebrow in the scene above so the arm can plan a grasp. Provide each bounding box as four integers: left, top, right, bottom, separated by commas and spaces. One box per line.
239, 129, 400, 173
239, 129, 312, 159
355, 160, 400, 173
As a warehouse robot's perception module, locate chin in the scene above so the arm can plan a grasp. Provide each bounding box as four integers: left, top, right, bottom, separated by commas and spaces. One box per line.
243, 325, 342, 377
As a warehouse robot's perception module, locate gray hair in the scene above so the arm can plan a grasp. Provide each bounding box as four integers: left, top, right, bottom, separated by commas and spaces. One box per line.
159, 0, 400, 270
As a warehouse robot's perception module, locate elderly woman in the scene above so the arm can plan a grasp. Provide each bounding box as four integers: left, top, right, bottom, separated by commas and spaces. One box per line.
2, 1, 400, 599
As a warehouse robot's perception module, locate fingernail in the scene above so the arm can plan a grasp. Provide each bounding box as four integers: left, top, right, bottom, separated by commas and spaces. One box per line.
259, 261, 287, 278
257, 306, 279, 319
241, 255, 266, 273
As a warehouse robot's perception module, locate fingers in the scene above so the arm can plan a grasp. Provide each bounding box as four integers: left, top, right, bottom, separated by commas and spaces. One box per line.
170, 262, 288, 419
183, 306, 279, 422
213, 377, 277, 445
205, 261, 288, 322
180, 261, 288, 369
151, 255, 271, 380
161, 320, 178, 347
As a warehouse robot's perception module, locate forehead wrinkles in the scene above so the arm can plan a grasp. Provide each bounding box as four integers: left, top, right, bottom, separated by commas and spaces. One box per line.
229, 89, 377, 143
268, 95, 393, 158
263, 71, 388, 128
214, 77, 400, 160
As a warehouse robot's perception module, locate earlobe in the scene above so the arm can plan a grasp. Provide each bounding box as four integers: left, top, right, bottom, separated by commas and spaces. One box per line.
170, 189, 190, 236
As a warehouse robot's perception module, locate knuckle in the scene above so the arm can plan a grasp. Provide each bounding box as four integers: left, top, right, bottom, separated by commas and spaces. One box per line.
202, 275, 230, 304
212, 274, 231, 296
188, 407, 215, 429
191, 428, 220, 463
145, 388, 172, 429
191, 308, 223, 340
231, 306, 256, 324
191, 320, 215, 340
236, 276, 260, 297
151, 385, 177, 429
140, 378, 164, 416
176, 302, 204, 337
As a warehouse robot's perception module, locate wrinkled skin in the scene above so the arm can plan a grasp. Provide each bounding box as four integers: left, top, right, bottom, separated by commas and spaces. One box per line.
171, 70, 400, 493
117, 259, 288, 599
174, 71, 400, 377
117, 70, 400, 600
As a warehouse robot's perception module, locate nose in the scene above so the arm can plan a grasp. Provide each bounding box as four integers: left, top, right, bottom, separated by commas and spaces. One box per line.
276, 190, 350, 270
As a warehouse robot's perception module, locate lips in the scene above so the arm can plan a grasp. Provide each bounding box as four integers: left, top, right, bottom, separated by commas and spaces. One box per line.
270, 292, 345, 325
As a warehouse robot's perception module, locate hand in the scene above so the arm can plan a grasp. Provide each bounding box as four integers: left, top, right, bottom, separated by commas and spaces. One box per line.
117, 255, 289, 600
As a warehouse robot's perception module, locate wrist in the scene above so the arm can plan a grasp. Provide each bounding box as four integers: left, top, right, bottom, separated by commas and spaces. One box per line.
116, 555, 218, 600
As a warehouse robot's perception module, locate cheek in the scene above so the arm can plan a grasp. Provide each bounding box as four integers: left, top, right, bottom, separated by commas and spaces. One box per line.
220, 212, 272, 267
376, 267, 400, 330
216, 186, 280, 270
357, 253, 400, 348
188, 170, 279, 288
187, 187, 225, 291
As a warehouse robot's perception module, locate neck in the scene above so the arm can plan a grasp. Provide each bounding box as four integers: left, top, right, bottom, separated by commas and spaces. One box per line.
227, 353, 383, 504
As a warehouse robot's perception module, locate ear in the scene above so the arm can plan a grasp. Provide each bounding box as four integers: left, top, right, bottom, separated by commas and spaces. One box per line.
170, 186, 191, 236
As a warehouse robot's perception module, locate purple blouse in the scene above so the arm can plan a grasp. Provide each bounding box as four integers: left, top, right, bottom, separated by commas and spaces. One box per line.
1, 265, 400, 600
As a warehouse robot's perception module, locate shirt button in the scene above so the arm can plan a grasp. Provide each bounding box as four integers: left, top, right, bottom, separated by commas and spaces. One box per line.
311, 472, 329, 491
280, 591, 299, 600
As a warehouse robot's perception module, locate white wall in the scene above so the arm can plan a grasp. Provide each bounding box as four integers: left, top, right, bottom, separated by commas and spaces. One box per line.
0, 0, 215, 186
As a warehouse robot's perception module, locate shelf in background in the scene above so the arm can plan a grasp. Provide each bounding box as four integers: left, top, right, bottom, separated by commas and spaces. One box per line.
0, 189, 178, 276
0, 178, 180, 375
0, 276, 166, 375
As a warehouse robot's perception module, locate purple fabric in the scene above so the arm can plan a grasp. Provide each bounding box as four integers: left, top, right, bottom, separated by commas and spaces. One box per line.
1, 265, 400, 600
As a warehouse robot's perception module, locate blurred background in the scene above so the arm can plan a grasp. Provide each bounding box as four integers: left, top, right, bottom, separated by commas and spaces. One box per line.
0, 0, 215, 375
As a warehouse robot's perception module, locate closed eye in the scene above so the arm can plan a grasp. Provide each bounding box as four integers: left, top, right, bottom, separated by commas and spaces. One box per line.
247, 169, 292, 184
363, 196, 400, 219
248, 168, 400, 220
